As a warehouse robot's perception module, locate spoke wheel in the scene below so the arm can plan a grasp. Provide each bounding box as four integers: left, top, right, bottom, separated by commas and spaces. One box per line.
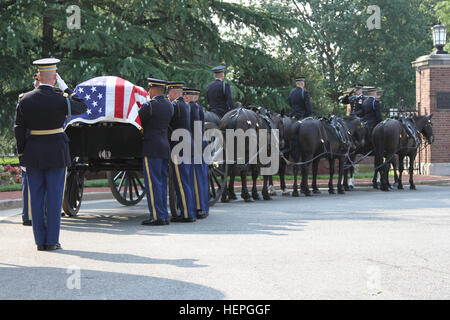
107, 170, 145, 206
62, 169, 84, 216
209, 164, 228, 206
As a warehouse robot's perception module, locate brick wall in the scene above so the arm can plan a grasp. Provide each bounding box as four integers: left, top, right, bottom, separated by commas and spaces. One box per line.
415, 57, 450, 166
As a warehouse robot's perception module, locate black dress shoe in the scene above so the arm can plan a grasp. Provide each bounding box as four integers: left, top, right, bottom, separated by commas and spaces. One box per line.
46, 243, 62, 251
141, 219, 169, 226
37, 245, 46, 251
196, 211, 209, 219
170, 216, 196, 223
23, 221, 32, 226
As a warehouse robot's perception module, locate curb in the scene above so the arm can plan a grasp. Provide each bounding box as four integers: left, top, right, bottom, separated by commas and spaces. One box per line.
1, 179, 449, 212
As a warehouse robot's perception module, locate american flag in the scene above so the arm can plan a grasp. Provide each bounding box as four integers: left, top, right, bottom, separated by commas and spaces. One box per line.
66, 76, 149, 129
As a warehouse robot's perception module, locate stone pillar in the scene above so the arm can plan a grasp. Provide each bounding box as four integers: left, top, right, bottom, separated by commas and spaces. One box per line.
412, 53, 450, 175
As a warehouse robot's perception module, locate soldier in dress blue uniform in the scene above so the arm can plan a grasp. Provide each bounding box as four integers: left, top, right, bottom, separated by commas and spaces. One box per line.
183, 88, 209, 219
14, 58, 87, 251
339, 84, 365, 116
206, 65, 235, 118
289, 76, 312, 119
167, 82, 197, 222
139, 78, 174, 226
361, 87, 383, 132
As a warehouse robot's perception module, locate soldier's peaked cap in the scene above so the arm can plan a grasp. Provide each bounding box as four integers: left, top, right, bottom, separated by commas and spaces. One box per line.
147, 78, 167, 88
183, 87, 200, 95
167, 81, 184, 89
33, 58, 60, 72
212, 65, 226, 73
295, 76, 306, 81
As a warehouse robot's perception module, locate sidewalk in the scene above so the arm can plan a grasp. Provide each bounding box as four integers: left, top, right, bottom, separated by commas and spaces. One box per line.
1, 175, 449, 211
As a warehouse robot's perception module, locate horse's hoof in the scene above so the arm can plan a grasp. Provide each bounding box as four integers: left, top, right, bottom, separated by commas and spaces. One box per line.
263, 195, 272, 200
338, 189, 345, 195
380, 186, 390, 192
229, 193, 238, 200
344, 186, 350, 191
398, 185, 404, 190
252, 193, 260, 201
244, 197, 254, 203
410, 185, 416, 190
304, 191, 312, 197
313, 189, 321, 194
221, 198, 229, 203
328, 189, 335, 195
349, 185, 354, 190
292, 191, 300, 197
372, 184, 379, 190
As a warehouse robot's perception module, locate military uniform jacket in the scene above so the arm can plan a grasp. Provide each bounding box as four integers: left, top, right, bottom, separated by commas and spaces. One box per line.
138, 95, 174, 159
14, 85, 87, 169
289, 87, 312, 118
206, 79, 234, 118
361, 97, 383, 124
169, 97, 192, 150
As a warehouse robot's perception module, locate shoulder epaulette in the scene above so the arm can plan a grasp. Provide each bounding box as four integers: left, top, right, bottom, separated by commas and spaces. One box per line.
18, 93, 24, 99
63, 92, 69, 98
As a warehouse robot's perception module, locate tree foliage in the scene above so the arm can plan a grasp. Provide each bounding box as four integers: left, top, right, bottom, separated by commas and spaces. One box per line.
0, 0, 438, 146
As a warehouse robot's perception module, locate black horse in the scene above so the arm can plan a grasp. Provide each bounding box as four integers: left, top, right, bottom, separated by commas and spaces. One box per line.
394, 114, 434, 190
312, 116, 352, 195
219, 106, 259, 202
342, 116, 371, 191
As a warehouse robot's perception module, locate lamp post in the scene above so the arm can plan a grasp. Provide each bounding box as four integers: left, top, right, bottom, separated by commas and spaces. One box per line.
432, 22, 448, 54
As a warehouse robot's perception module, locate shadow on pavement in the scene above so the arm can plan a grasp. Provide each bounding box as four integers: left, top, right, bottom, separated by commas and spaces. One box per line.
0, 263, 224, 300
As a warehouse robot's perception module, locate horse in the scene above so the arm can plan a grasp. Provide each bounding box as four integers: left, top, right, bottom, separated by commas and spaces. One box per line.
311, 116, 352, 195
394, 114, 434, 190
247, 106, 284, 201
219, 106, 259, 202
289, 117, 327, 196
342, 116, 371, 191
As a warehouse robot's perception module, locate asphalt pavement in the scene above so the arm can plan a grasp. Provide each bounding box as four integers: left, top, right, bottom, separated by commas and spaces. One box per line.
1, 184, 449, 299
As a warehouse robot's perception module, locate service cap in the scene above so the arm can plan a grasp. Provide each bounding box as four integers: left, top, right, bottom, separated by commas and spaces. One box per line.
147, 78, 167, 88
212, 65, 226, 73
167, 81, 185, 90
33, 58, 60, 72
295, 76, 306, 82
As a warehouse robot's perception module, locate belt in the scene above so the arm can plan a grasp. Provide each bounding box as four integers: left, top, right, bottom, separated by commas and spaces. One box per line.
30, 128, 64, 135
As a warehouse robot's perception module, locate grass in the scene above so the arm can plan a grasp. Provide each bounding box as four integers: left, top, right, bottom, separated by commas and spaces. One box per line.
0, 157, 19, 165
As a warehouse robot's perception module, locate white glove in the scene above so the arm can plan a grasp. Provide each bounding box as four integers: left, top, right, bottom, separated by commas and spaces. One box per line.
56, 73, 68, 91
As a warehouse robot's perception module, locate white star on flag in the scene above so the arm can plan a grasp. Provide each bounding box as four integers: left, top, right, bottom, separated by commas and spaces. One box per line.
97, 93, 103, 99
87, 109, 92, 115
92, 101, 98, 107
98, 108, 102, 113
85, 94, 91, 100
91, 86, 97, 92
78, 87, 84, 93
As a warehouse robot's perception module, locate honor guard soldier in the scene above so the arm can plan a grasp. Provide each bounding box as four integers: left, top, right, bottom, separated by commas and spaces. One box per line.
14, 58, 87, 251
206, 65, 235, 118
340, 84, 365, 116
289, 76, 312, 119
183, 88, 209, 219
167, 81, 197, 222
139, 78, 174, 226
361, 87, 383, 132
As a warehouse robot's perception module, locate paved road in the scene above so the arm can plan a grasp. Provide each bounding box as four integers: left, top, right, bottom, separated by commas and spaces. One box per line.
1, 185, 450, 299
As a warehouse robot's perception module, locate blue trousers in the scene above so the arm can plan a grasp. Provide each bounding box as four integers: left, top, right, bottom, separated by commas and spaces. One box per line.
171, 157, 196, 219
27, 167, 66, 246
21, 169, 31, 223
192, 163, 210, 214
143, 157, 169, 221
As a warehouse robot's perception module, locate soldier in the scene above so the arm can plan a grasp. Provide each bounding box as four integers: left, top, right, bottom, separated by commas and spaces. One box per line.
167, 81, 197, 223
206, 65, 234, 118
183, 88, 209, 219
14, 58, 87, 251
289, 76, 312, 119
361, 87, 383, 132
139, 78, 173, 226
340, 84, 365, 116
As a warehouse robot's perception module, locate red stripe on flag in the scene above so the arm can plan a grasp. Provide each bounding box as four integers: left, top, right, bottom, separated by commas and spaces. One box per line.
114, 77, 125, 118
